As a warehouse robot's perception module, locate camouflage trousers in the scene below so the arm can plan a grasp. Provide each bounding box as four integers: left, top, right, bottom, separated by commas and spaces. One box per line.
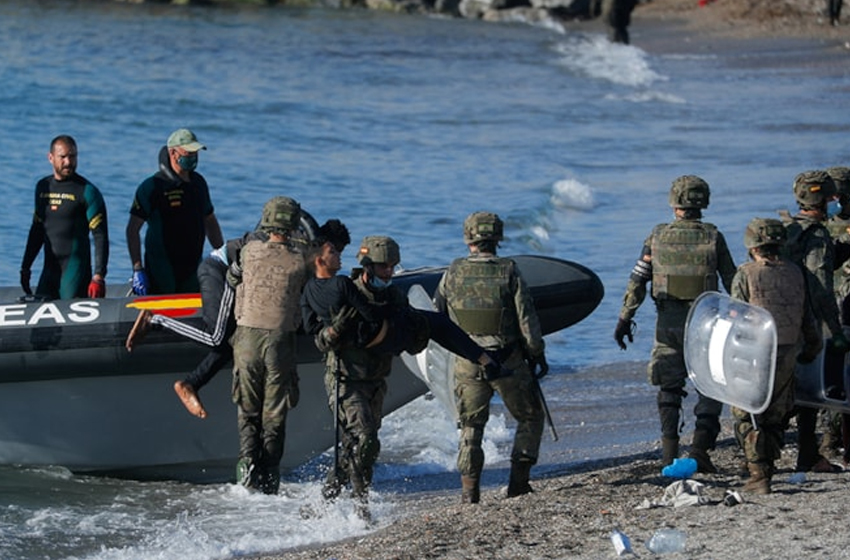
231, 327, 299, 482
454, 347, 544, 478
649, 301, 722, 446
732, 345, 797, 465
324, 371, 387, 494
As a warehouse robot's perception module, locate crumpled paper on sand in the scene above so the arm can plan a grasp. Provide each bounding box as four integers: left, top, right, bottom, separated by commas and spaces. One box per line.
635, 479, 710, 509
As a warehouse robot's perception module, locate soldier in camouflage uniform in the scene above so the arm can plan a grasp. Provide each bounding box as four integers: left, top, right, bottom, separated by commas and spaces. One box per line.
781, 170, 849, 473
435, 212, 548, 504
227, 196, 308, 494
731, 218, 821, 494
820, 166, 850, 461
319, 236, 415, 504
614, 175, 736, 472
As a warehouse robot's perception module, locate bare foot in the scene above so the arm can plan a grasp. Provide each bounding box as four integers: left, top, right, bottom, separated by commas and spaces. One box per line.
174, 380, 208, 419
125, 309, 153, 352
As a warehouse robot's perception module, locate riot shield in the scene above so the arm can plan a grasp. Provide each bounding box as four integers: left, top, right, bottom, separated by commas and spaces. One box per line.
684, 291, 777, 414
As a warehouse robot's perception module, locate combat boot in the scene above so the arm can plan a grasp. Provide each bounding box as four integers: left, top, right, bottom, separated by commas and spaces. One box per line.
506, 461, 533, 498
661, 437, 679, 467
689, 431, 718, 474
743, 462, 771, 495
461, 475, 480, 504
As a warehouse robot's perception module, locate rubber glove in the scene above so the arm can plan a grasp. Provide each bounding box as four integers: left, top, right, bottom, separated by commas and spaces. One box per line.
132, 269, 149, 296
829, 332, 850, 354
529, 354, 549, 379
88, 276, 106, 298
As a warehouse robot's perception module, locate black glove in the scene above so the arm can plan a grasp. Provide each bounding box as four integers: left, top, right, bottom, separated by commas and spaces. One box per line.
20, 269, 32, 296
614, 318, 635, 350
828, 332, 850, 354
529, 354, 549, 379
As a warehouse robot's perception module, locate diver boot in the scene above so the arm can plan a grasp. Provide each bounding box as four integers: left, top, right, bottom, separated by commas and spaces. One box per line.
506, 461, 533, 498
743, 462, 771, 495
461, 475, 480, 504
661, 437, 679, 467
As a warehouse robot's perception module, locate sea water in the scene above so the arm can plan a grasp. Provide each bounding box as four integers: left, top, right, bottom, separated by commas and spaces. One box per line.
0, 1, 848, 558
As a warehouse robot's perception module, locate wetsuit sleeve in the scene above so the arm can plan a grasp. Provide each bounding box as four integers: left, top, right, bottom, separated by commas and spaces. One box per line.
21, 180, 48, 271
85, 183, 109, 278
618, 236, 652, 322
715, 231, 737, 294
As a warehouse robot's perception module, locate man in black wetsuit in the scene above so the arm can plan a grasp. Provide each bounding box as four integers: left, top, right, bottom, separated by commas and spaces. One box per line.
126, 128, 224, 295
20, 135, 109, 300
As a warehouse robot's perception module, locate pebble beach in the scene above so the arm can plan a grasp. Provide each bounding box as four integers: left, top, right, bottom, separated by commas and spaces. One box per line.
249, 1, 850, 559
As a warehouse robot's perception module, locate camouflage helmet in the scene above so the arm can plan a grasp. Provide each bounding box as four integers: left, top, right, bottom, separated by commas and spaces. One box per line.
463, 211, 504, 245
357, 236, 400, 266
668, 175, 710, 210
744, 217, 787, 250
792, 170, 836, 209
826, 166, 850, 200
260, 196, 301, 233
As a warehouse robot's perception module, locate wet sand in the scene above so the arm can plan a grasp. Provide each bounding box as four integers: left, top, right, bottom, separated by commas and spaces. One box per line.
249, 3, 850, 558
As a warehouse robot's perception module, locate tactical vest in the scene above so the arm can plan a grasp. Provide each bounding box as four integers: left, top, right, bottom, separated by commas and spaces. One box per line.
443, 257, 513, 336
650, 221, 718, 301
235, 240, 306, 331
742, 260, 805, 346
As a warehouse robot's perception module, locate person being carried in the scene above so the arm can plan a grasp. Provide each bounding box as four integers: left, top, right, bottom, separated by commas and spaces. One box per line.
300, 235, 510, 507
21, 135, 109, 300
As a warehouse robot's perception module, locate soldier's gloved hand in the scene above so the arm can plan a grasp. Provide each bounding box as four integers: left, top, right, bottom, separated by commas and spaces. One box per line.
131, 269, 148, 296
614, 318, 635, 350
19, 268, 32, 296
529, 354, 549, 379
330, 306, 358, 339
314, 332, 333, 354
225, 262, 242, 288
828, 332, 850, 354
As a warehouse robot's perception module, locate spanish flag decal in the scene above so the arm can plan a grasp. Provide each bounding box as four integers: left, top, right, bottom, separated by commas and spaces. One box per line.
126, 294, 202, 318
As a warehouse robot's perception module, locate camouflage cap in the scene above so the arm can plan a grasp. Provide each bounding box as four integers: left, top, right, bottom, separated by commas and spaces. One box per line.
826, 166, 850, 198
260, 196, 301, 233
793, 170, 836, 209
463, 211, 504, 244
669, 175, 710, 210
744, 217, 786, 250
357, 236, 400, 266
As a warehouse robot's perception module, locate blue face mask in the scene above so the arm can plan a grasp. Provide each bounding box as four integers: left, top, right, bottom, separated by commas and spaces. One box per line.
827, 199, 841, 218
369, 275, 392, 290
177, 153, 198, 172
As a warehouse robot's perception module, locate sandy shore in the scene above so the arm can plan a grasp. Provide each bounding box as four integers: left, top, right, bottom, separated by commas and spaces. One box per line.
247, 4, 850, 559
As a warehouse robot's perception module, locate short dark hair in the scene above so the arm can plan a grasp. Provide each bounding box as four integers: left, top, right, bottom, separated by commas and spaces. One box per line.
318, 219, 351, 252
50, 135, 77, 153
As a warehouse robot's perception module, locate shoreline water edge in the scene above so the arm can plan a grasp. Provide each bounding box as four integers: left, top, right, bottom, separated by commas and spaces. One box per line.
233, 4, 850, 560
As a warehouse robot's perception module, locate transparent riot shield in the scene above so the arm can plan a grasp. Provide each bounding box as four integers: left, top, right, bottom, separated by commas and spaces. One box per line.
684, 291, 777, 415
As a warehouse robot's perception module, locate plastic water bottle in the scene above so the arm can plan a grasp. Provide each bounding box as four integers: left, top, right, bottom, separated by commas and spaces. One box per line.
645, 528, 686, 554
788, 472, 807, 485
661, 457, 697, 479
610, 529, 632, 556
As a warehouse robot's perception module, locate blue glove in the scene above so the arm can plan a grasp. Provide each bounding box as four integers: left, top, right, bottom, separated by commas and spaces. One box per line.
132, 270, 149, 296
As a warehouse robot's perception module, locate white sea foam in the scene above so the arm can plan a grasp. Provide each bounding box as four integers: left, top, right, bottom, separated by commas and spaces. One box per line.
553, 33, 665, 88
